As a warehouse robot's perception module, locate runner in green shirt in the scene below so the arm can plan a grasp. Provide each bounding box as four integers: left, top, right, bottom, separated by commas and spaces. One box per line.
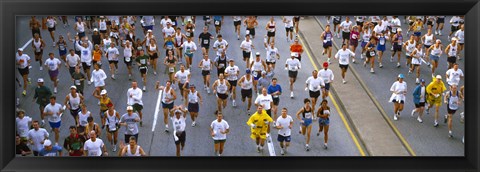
136, 47, 149, 91
33, 78, 52, 126
71, 66, 86, 95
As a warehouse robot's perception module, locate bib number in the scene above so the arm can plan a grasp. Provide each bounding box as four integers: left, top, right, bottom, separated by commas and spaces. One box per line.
140, 59, 146, 65
370, 51, 376, 56
203, 39, 209, 45
169, 67, 175, 73
125, 57, 131, 62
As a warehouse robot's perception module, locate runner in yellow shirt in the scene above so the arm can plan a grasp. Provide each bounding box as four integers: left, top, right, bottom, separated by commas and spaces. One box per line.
246, 105, 273, 153
426, 75, 447, 127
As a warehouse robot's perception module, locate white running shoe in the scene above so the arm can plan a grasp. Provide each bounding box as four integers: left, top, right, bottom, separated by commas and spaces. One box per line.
40, 66, 43, 71
393, 114, 398, 121
390, 56, 394, 62
448, 131, 453, 138
232, 100, 236, 107
143, 86, 146, 91
290, 91, 294, 98
280, 148, 285, 155
435, 30, 438, 35
416, 78, 420, 84
417, 117, 423, 123
397, 62, 401, 68
323, 143, 328, 149
192, 121, 196, 127
379, 63, 383, 68
88, 81, 92, 85
207, 88, 211, 94
342, 79, 346, 84
113, 145, 117, 152
54, 87, 57, 94
370, 68, 374, 73
327, 58, 331, 64
411, 109, 416, 117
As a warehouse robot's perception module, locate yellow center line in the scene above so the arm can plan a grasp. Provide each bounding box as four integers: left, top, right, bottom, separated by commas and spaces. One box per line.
298, 35, 366, 156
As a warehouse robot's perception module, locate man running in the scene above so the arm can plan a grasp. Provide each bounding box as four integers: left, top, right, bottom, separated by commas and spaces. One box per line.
225, 59, 240, 107
33, 78, 52, 126
238, 69, 255, 115
63, 126, 86, 156
213, 34, 229, 57
212, 73, 231, 113
198, 26, 214, 54
335, 44, 355, 84
246, 105, 273, 153
240, 34, 254, 68
283, 16, 294, 42
267, 78, 282, 125
27, 120, 49, 156
156, 80, 177, 132
44, 52, 62, 94
339, 17, 353, 45
319, 62, 334, 100
32, 33, 46, 71
244, 16, 258, 39
285, 53, 302, 98
119, 106, 141, 144
443, 84, 463, 138
290, 39, 304, 62
105, 104, 120, 152
171, 106, 188, 156
127, 81, 144, 126
39, 139, 62, 156
43, 95, 64, 146
119, 136, 147, 156
64, 86, 84, 126
16, 48, 31, 96
136, 48, 149, 91
321, 25, 334, 63
210, 111, 230, 156
295, 99, 314, 151
446, 63, 464, 88
198, 54, 214, 94
426, 75, 447, 127
265, 41, 280, 69
412, 79, 427, 123
265, 16, 276, 44
305, 70, 326, 119
275, 108, 293, 155
175, 65, 191, 102
83, 131, 108, 156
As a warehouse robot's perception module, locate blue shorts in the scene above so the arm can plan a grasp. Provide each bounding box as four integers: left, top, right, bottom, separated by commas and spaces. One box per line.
376, 45, 386, 52
361, 42, 368, 48
59, 49, 67, 56
302, 118, 312, 127
414, 32, 421, 37
430, 55, 439, 61
323, 41, 332, 48
323, 83, 331, 91
144, 25, 153, 31
162, 102, 174, 109
49, 121, 61, 129
277, 135, 291, 142
185, 53, 193, 58
319, 118, 330, 126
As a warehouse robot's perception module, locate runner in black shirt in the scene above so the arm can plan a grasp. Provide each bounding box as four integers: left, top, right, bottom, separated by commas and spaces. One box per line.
198, 26, 214, 54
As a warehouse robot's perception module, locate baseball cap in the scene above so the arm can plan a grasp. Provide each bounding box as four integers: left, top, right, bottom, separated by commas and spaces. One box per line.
126, 106, 133, 111
107, 102, 113, 108
451, 37, 457, 41
18, 48, 23, 51
100, 89, 107, 95
229, 59, 234, 62
246, 69, 251, 74
291, 52, 297, 57
398, 74, 405, 79
255, 52, 261, 56
261, 70, 267, 75
93, 28, 98, 32
436, 75, 442, 79
70, 86, 77, 90
323, 62, 329, 68
189, 84, 195, 88
420, 79, 425, 83
43, 139, 52, 147
397, 28, 402, 32
147, 29, 152, 32
37, 78, 44, 83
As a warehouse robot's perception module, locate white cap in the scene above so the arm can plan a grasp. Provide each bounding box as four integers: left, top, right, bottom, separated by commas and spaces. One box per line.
436, 75, 442, 79
43, 139, 52, 147
436, 39, 442, 43
451, 37, 457, 41
147, 29, 152, 32
187, 18, 192, 22
100, 89, 107, 95
93, 28, 98, 32
70, 86, 77, 90
37, 78, 44, 83
18, 48, 23, 51
397, 28, 402, 32
126, 106, 133, 111
255, 52, 261, 56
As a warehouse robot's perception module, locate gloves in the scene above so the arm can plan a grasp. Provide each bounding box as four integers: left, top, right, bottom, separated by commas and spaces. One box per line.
250, 124, 256, 129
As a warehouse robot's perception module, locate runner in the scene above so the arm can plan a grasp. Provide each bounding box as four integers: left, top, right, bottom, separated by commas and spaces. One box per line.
375, 31, 389, 68
110, 20, 120, 45
156, 80, 177, 132
265, 16, 276, 44
244, 16, 258, 39
240, 34, 254, 68
454, 24, 464, 60
250, 52, 267, 94
29, 16, 42, 38
184, 84, 202, 127
173, 27, 185, 61
445, 38, 458, 69
305, 70, 326, 120
389, 16, 402, 46
184, 18, 195, 38
435, 16, 446, 35
355, 16, 367, 32
391, 28, 404, 68
27, 120, 49, 156
443, 84, 463, 138
285, 52, 301, 98
90, 63, 107, 102
426, 75, 447, 127
56, 35, 68, 64
16, 48, 31, 96
170, 106, 188, 156
136, 48, 149, 91
77, 104, 91, 135
43, 95, 64, 145
214, 51, 229, 77
198, 26, 214, 54
225, 59, 240, 107
212, 73, 231, 113
73, 35, 93, 84
127, 81, 144, 126
445, 63, 464, 88
316, 100, 331, 149
213, 34, 229, 57
246, 105, 273, 153
293, 16, 301, 35
265, 41, 280, 69
335, 44, 355, 84
16, 109, 32, 144
364, 38, 377, 73
319, 62, 334, 100
32, 33, 46, 71
44, 53, 61, 94
66, 49, 80, 77
289, 38, 304, 62
63, 126, 86, 156
238, 69, 254, 115
295, 98, 314, 151
64, 86, 84, 126
105, 104, 120, 151
33, 78, 52, 127
409, 43, 424, 84
180, 36, 197, 70
16, 134, 32, 156
106, 43, 120, 79
71, 66, 86, 95
449, 16, 461, 40
141, 16, 155, 35
267, 78, 282, 124
411, 18, 424, 43
321, 25, 334, 63
233, 16, 242, 40
94, 89, 111, 129
412, 79, 427, 123
426, 39, 443, 77
38, 139, 62, 156
339, 16, 353, 45
146, 39, 159, 76
98, 16, 108, 39
175, 65, 191, 102
283, 16, 294, 42
255, 87, 274, 136
213, 16, 224, 35
121, 40, 134, 80
164, 49, 178, 86
74, 17, 87, 38
119, 136, 146, 156
349, 25, 360, 62
370, 16, 380, 26
203, 16, 211, 29
389, 74, 407, 121
274, 108, 293, 155
119, 106, 140, 144
199, 54, 214, 94
332, 16, 342, 38
85, 116, 101, 140
210, 111, 230, 156
83, 131, 108, 156
421, 29, 436, 66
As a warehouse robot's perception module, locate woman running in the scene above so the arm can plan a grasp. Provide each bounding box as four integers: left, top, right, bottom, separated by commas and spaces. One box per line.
198, 54, 213, 94
426, 39, 443, 77
164, 49, 178, 85
403, 35, 416, 70
410, 43, 424, 84
389, 74, 407, 121
212, 73, 231, 113
105, 104, 120, 152
121, 40, 134, 80
364, 38, 377, 73
375, 31, 389, 68
316, 100, 331, 149
295, 98, 314, 151
421, 29, 436, 65
321, 25, 334, 63
443, 84, 463, 138
146, 39, 159, 75
185, 84, 202, 127
174, 28, 186, 62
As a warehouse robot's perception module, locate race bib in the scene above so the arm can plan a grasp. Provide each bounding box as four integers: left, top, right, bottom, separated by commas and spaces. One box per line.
252, 72, 258, 77
127, 124, 135, 132
60, 45, 66, 51
89, 150, 99, 156
289, 65, 296, 71
49, 62, 56, 70
219, 63, 225, 68
326, 35, 332, 41
36, 48, 41, 53
341, 58, 347, 63
305, 112, 312, 119
313, 85, 319, 90
369, 51, 376, 56
380, 38, 385, 45
81, 120, 88, 126
169, 67, 175, 73
398, 40, 403, 45
140, 59, 146, 64
219, 86, 227, 93
176, 125, 181, 130
125, 57, 131, 62
203, 39, 209, 45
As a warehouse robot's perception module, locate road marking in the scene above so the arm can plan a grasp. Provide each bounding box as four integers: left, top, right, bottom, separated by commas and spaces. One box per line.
313, 16, 416, 156
298, 33, 366, 156
21, 38, 33, 50
152, 90, 163, 132
267, 134, 276, 156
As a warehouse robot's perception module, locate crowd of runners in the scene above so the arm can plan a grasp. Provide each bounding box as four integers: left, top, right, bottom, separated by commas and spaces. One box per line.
15, 16, 465, 156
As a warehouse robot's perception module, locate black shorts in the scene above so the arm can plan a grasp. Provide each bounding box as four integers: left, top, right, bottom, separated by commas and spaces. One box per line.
124, 133, 138, 144
149, 53, 158, 60
228, 80, 237, 87
108, 60, 118, 65
217, 68, 225, 76
288, 70, 298, 78
285, 27, 293, 32
188, 103, 199, 112
459, 43, 464, 46
266, 61, 276, 66
273, 97, 280, 106
451, 25, 460, 32
267, 31, 275, 37
447, 56, 457, 64
392, 99, 405, 104
339, 64, 349, 70
162, 102, 174, 109
174, 131, 186, 145
241, 89, 252, 99
246, 28, 255, 36
217, 93, 228, 100
34, 50, 43, 56
243, 51, 251, 58
202, 70, 210, 76
277, 135, 291, 142
436, 18, 445, 24
201, 44, 209, 49
293, 17, 300, 23
447, 107, 457, 114
333, 20, 341, 25
406, 56, 412, 60
81, 62, 91, 70
48, 27, 56, 32
100, 30, 107, 34
266, 109, 272, 117
69, 66, 76, 76
70, 108, 81, 118
415, 102, 426, 108
309, 90, 321, 98
234, 21, 241, 27
393, 44, 402, 51
427, 21, 433, 26
342, 32, 350, 40
18, 68, 29, 76
139, 67, 147, 74
356, 21, 364, 27
214, 139, 226, 144
178, 82, 189, 91
324, 83, 331, 91
133, 103, 143, 112
124, 60, 132, 66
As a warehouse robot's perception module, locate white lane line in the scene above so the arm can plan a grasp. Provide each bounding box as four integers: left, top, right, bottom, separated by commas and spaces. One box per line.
152, 90, 163, 132
267, 134, 276, 156
20, 38, 33, 50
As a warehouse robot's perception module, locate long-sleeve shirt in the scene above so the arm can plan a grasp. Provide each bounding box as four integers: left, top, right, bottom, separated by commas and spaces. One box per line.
34, 86, 52, 105
75, 40, 93, 64
90, 69, 107, 87
127, 88, 143, 106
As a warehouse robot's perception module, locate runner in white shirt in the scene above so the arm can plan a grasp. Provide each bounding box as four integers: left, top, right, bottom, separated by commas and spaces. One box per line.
409, 44, 424, 84
449, 16, 461, 40
319, 62, 334, 100
119, 135, 146, 156
232, 16, 242, 40
443, 85, 463, 138
46, 16, 57, 46
255, 88, 274, 135
104, 104, 120, 152
426, 39, 443, 77
16, 48, 31, 96
16, 109, 32, 141
121, 40, 134, 80
224, 60, 240, 107
421, 29, 436, 66
170, 106, 188, 156
155, 81, 177, 132
72, 35, 93, 84
444, 38, 458, 69
175, 65, 191, 102
265, 41, 280, 69
210, 111, 230, 156
83, 131, 108, 156
445, 63, 464, 87
198, 54, 214, 93
64, 86, 84, 126
66, 49, 81, 77
77, 104, 91, 135
212, 73, 231, 113
285, 53, 301, 98
305, 70, 325, 120
27, 121, 49, 156
90, 63, 107, 89
283, 16, 294, 42
43, 95, 64, 145
355, 16, 367, 32
372, 20, 385, 38
160, 16, 172, 30
275, 108, 293, 155
213, 35, 229, 56
339, 17, 353, 45
389, 16, 402, 46
332, 16, 342, 38
106, 43, 120, 80
389, 74, 407, 121
44, 53, 62, 93
240, 34, 254, 68
127, 81, 144, 126
335, 44, 355, 84
180, 36, 197, 69
454, 25, 464, 60
162, 22, 176, 38
238, 69, 255, 115
184, 84, 203, 127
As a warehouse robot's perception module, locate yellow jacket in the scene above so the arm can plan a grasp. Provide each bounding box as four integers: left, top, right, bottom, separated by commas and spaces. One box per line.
426, 78, 446, 95
246, 110, 273, 139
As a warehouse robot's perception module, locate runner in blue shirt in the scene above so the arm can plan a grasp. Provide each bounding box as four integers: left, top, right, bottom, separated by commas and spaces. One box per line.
267, 78, 282, 125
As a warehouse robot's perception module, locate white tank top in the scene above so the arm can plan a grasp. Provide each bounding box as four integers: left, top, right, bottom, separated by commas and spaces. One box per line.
126, 145, 141, 156
47, 18, 55, 28
99, 20, 107, 30
216, 80, 228, 94
124, 45, 132, 58
106, 110, 118, 131
175, 33, 183, 45
405, 40, 416, 56
77, 22, 85, 32
103, 39, 111, 51
252, 59, 263, 71
162, 87, 174, 104
412, 48, 423, 64
202, 59, 211, 71
424, 34, 434, 46
69, 93, 81, 110
448, 91, 459, 110
188, 90, 199, 103
78, 111, 91, 127
34, 39, 42, 52
241, 75, 253, 90
431, 45, 442, 56
362, 32, 371, 43
448, 44, 457, 57
149, 44, 156, 52
267, 21, 275, 32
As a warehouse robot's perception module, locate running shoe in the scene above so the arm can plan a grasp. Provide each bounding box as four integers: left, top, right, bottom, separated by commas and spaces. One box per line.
370, 68, 374, 73
434, 122, 439, 127
280, 148, 285, 155
22, 90, 26, 96
40, 66, 43, 71
323, 143, 328, 149
290, 92, 294, 98
393, 114, 398, 121
192, 121, 196, 127
379, 63, 383, 68
444, 115, 448, 123
417, 117, 423, 123
113, 145, 117, 152
448, 131, 453, 138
